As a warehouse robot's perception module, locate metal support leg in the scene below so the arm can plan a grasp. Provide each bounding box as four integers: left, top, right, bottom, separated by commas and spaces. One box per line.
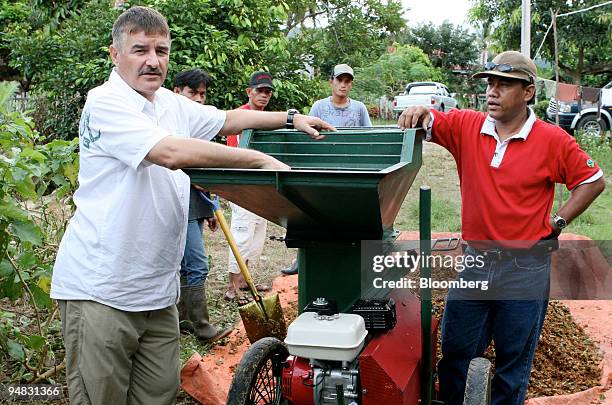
420, 186, 433, 405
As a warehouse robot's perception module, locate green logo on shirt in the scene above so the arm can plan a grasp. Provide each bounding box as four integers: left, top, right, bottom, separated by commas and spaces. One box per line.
586, 159, 595, 168
80, 111, 101, 149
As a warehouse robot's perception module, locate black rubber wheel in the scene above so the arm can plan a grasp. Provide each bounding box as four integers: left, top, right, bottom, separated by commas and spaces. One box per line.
227, 337, 289, 405
463, 357, 492, 405
576, 114, 609, 137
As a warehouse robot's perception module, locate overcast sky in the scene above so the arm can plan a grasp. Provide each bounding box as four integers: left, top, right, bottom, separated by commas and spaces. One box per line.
401, 0, 473, 28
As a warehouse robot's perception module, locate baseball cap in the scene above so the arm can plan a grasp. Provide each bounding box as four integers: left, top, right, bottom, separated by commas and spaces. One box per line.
473, 51, 536, 84
331, 64, 354, 79
249, 71, 275, 90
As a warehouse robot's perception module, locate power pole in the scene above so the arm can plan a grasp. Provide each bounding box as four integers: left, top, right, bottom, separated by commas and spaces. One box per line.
521, 0, 531, 57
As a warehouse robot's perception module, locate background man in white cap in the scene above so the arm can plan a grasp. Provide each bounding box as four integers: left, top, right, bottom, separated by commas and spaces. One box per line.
397, 50, 604, 404
309, 63, 372, 127
278, 64, 372, 276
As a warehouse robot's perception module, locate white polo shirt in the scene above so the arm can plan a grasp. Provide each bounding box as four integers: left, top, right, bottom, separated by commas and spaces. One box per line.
50, 69, 226, 311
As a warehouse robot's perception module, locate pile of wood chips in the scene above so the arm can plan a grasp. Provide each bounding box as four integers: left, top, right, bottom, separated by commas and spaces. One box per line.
528, 301, 602, 397
432, 299, 602, 398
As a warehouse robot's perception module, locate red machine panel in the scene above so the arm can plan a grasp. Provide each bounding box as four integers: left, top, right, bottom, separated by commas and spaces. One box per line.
359, 289, 439, 405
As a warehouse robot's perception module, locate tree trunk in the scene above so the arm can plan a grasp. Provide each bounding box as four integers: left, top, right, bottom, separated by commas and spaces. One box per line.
574, 46, 584, 85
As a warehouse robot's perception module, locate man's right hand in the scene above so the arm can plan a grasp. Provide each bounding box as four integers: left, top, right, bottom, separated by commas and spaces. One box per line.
258, 154, 291, 170
397, 106, 431, 130
293, 114, 336, 140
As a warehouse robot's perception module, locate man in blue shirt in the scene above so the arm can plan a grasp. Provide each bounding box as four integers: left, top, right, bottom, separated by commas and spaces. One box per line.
281, 64, 372, 275
309, 63, 372, 127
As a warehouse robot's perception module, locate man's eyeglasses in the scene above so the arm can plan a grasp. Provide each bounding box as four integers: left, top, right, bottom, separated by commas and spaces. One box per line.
484, 62, 534, 84
255, 88, 273, 95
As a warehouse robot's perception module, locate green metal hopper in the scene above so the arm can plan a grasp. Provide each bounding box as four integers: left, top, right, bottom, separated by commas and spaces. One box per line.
185, 127, 422, 312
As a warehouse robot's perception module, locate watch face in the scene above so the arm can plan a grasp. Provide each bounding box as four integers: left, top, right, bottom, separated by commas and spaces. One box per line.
555, 217, 567, 229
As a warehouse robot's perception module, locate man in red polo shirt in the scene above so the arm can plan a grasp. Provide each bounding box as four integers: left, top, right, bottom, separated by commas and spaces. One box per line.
398, 51, 604, 404
224, 72, 274, 303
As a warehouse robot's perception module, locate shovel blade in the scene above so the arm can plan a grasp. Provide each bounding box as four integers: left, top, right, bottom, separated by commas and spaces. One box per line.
239, 292, 287, 344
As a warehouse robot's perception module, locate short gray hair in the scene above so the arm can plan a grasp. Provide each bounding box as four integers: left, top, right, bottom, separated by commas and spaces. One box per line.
112, 6, 170, 50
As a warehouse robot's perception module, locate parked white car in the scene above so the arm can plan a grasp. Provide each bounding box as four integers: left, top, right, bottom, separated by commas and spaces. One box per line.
393, 81, 458, 117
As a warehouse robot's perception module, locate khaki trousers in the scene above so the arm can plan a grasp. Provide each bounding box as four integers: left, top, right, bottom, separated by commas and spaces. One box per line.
227, 202, 267, 274
58, 300, 180, 405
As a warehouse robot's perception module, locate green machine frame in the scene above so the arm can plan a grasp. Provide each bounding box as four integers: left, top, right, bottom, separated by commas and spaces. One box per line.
185, 127, 439, 402
185, 128, 422, 312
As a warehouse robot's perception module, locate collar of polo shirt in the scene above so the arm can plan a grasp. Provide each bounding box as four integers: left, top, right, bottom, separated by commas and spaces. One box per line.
481, 107, 536, 142
109, 68, 170, 117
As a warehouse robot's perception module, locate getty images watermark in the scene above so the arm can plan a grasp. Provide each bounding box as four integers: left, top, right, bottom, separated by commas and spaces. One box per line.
360, 239, 612, 300
370, 250, 489, 291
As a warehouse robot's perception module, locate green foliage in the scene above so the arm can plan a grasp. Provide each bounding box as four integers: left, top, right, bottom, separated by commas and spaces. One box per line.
5, 0, 340, 138
153, 0, 285, 108
351, 44, 442, 104
397, 22, 481, 95
286, 0, 406, 75
0, 81, 78, 382
534, 99, 550, 120
575, 133, 611, 174
552, 133, 611, 241
0, 0, 30, 81
400, 22, 479, 71
7, 0, 118, 139
28, 0, 90, 31
469, 0, 611, 85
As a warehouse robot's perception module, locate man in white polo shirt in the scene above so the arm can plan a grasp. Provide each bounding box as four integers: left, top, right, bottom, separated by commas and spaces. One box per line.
50, 6, 334, 405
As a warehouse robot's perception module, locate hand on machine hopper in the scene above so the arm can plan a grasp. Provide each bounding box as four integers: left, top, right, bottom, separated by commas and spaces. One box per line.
293, 114, 337, 140
397, 105, 431, 131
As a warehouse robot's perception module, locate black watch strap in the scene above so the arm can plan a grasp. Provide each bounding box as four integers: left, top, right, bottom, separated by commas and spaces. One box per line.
286, 109, 299, 129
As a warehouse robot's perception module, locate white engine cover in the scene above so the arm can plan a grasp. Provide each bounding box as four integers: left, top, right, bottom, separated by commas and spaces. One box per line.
284, 312, 368, 362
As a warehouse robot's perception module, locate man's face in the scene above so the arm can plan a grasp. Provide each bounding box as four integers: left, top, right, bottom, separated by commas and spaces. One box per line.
330, 74, 353, 98
486, 76, 534, 122
246, 86, 273, 110
110, 30, 170, 101
174, 84, 207, 104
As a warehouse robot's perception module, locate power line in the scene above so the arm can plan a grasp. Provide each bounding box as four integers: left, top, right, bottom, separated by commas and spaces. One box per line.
534, 1, 612, 59
534, 23, 553, 59
558, 1, 612, 17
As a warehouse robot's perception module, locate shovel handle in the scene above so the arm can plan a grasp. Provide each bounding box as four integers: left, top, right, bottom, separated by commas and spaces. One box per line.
214, 209, 263, 304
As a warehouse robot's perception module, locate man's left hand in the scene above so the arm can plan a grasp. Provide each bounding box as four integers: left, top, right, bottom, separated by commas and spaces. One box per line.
293, 115, 336, 140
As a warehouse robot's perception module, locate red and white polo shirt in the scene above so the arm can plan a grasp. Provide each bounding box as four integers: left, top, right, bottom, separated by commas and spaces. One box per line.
429, 108, 602, 243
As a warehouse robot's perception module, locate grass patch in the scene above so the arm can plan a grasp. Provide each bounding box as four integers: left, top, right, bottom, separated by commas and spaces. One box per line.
395, 197, 462, 233
398, 143, 462, 233
553, 134, 611, 240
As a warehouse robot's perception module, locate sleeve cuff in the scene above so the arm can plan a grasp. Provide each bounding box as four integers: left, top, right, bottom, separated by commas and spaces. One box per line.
570, 169, 603, 191
425, 112, 435, 141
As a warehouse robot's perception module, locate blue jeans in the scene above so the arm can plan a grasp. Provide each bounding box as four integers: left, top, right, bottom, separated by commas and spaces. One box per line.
438, 248, 551, 405
180, 219, 209, 287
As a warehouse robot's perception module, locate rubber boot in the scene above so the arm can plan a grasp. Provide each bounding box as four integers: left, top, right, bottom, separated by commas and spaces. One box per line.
178, 278, 194, 333
185, 284, 233, 344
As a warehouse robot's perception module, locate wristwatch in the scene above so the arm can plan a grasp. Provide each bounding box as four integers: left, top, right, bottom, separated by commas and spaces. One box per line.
286, 109, 299, 129
552, 213, 567, 231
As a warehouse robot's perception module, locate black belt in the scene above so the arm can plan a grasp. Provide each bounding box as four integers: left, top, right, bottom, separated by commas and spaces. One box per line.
464, 239, 559, 261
